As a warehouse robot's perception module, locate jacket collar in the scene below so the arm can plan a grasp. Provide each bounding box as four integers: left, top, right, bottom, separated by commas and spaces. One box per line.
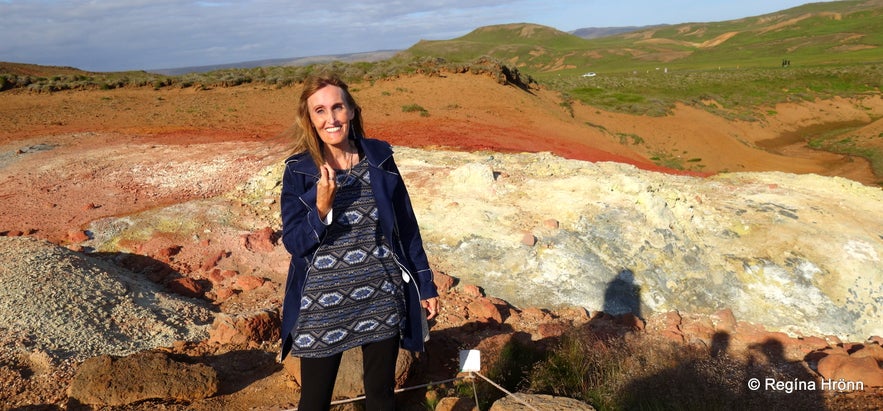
285, 138, 394, 175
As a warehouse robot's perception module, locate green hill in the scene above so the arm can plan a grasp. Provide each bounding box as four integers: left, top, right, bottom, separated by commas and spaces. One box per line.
399, 0, 883, 77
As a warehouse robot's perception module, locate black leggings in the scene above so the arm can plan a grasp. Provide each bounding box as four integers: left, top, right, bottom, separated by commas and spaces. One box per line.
297, 336, 400, 411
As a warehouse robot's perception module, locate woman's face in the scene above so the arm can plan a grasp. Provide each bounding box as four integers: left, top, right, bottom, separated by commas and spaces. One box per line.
306, 85, 354, 148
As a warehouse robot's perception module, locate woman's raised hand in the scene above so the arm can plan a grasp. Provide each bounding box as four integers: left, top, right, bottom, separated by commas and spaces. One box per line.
316, 163, 337, 220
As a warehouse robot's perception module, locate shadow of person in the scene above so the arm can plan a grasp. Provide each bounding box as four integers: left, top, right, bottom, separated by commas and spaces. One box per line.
602, 268, 641, 319
617, 335, 828, 410
711, 331, 730, 358
743, 338, 826, 410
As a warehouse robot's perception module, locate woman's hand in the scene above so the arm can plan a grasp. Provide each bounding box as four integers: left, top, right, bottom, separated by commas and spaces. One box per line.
316, 163, 337, 220
422, 297, 439, 320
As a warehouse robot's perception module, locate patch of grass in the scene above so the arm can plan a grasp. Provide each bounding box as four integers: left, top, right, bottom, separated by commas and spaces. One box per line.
649, 150, 684, 170
585, 122, 610, 134
402, 103, 430, 116
527, 328, 828, 410
615, 132, 644, 145
546, 64, 883, 121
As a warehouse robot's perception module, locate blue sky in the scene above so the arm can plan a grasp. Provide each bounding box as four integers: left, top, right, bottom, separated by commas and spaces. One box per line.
0, 0, 831, 72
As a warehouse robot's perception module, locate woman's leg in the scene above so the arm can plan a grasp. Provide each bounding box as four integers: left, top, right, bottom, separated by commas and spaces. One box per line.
361, 336, 400, 410
298, 353, 343, 411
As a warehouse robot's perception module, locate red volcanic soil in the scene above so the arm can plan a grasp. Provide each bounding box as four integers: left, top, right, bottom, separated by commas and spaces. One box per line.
1, 72, 880, 244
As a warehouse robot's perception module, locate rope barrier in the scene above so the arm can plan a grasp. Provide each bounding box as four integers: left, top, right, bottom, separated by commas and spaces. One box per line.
285, 372, 541, 410
470, 371, 540, 411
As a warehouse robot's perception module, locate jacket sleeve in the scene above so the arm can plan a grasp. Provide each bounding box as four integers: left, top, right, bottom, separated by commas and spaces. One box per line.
280, 163, 328, 260
388, 156, 439, 300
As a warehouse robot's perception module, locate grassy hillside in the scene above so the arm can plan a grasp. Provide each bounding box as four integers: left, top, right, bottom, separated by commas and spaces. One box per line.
400, 0, 883, 76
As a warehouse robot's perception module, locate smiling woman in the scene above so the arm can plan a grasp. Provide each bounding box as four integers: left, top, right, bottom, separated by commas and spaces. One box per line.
279, 72, 439, 410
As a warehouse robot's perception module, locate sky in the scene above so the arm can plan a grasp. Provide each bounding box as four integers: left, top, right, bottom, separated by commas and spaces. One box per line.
0, 0, 833, 72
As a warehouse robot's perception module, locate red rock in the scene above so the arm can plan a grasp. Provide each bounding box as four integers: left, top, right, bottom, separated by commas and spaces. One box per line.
817, 352, 850, 379
207, 269, 226, 285
487, 297, 508, 306
436, 396, 477, 411
208, 310, 280, 345
241, 227, 277, 253
67, 351, 218, 406
851, 343, 883, 362
519, 307, 550, 322
200, 250, 227, 271
156, 245, 182, 262
537, 322, 569, 339
462, 284, 483, 298
557, 306, 590, 323
67, 229, 89, 243
434, 271, 456, 293
681, 316, 714, 341
166, 277, 204, 298
711, 308, 737, 333
869, 336, 883, 346
520, 232, 536, 246
213, 287, 235, 301
820, 355, 883, 387
234, 275, 265, 291
646, 311, 681, 335
467, 298, 502, 323
799, 336, 830, 351
542, 219, 559, 229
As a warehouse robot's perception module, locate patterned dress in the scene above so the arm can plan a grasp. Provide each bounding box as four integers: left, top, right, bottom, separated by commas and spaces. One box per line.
290, 157, 406, 358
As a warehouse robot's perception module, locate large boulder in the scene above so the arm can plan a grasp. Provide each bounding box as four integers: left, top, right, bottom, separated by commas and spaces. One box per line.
490, 393, 595, 410
68, 351, 218, 406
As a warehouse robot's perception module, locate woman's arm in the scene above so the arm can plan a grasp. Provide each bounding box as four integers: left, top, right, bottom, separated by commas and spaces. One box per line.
280, 164, 328, 259
387, 156, 439, 302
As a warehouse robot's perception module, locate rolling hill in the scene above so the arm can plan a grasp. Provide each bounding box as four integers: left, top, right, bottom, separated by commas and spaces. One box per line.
398, 0, 883, 77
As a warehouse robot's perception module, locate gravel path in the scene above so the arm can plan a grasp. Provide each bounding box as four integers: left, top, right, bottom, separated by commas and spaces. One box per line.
0, 236, 214, 361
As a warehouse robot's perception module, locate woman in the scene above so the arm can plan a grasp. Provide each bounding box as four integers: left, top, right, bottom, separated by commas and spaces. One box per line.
279, 73, 439, 410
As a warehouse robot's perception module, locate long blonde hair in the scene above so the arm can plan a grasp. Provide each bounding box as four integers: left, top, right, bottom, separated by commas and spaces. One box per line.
290, 73, 365, 169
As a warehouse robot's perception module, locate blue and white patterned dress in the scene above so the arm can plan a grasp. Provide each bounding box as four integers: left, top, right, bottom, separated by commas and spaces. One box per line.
290, 157, 406, 358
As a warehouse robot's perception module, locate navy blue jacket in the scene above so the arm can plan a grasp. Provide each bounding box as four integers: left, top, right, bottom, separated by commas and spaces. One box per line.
279, 137, 438, 359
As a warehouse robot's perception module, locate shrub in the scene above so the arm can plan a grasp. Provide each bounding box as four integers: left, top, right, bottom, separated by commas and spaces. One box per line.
527, 328, 830, 410
402, 104, 429, 116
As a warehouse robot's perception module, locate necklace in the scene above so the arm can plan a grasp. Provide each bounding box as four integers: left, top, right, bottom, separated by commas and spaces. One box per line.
333, 145, 357, 187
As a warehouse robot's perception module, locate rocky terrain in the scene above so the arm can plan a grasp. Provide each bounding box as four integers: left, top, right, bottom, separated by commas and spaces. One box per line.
1, 72, 882, 409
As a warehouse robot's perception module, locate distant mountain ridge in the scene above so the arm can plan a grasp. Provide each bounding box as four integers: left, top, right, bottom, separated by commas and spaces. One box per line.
570, 25, 665, 39
145, 24, 659, 75
147, 50, 401, 75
